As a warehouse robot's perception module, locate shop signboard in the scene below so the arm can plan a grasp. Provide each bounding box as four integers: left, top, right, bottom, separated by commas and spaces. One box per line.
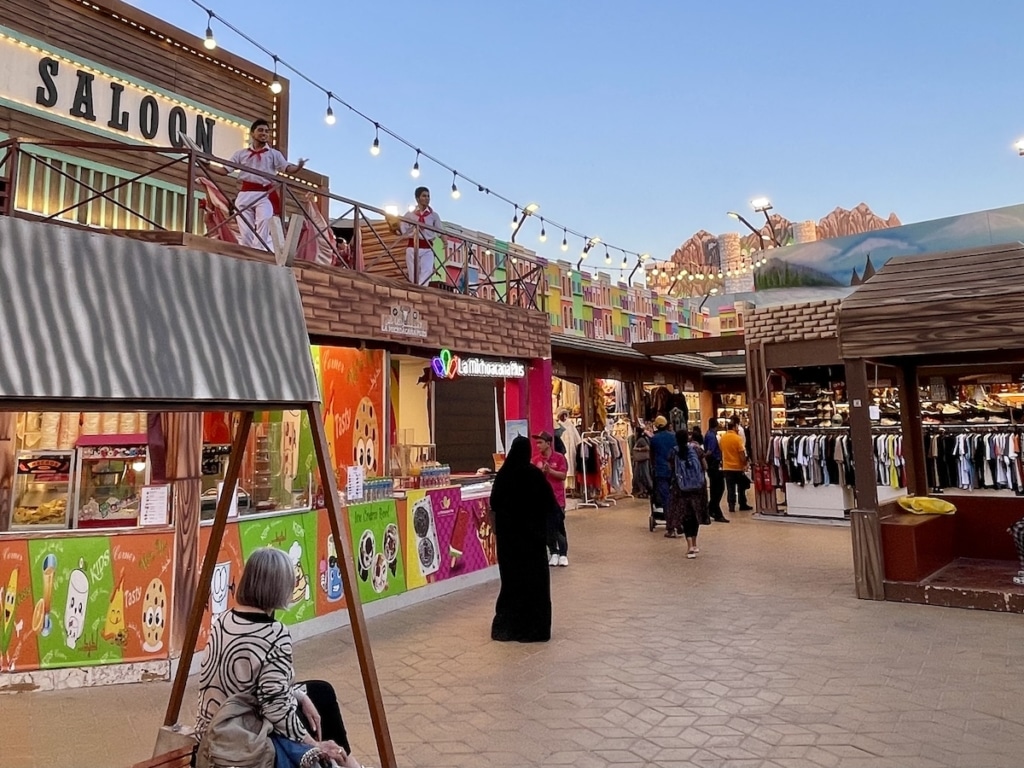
348, 500, 406, 605
431, 348, 526, 380
0, 531, 174, 672
381, 304, 427, 339
0, 26, 248, 156
425, 487, 490, 581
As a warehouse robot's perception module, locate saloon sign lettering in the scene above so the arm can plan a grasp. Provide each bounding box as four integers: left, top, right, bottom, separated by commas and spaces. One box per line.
0, 28, 248, 156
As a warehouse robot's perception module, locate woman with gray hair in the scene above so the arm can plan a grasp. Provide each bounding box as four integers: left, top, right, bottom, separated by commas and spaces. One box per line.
195, 547, 369, 767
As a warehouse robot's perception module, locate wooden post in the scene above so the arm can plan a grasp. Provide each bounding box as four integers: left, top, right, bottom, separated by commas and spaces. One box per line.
308, 402, 397, 768
164, 411, 253, 726
0, 413, 14, 532
845, 358, 884, 600
161, 413, 204, 655
897, 364, 929, 497
745, 341, 777, 514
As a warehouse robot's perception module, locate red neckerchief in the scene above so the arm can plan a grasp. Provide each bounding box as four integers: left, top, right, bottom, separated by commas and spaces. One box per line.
415, 206, 433, 223
246, 146, 269, 158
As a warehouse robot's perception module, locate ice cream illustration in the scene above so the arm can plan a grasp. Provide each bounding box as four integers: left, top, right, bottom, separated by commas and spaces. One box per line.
64, 560, 89, 650
210, 562, 231, 615
289, 542, 309, 603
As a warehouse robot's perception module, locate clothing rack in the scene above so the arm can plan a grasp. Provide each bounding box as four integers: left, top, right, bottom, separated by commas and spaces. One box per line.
576, 431, 611, 508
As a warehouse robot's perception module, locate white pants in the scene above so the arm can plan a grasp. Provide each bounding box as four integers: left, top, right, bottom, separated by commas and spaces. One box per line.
406, 247, 434, 286
236, 190, 274, 251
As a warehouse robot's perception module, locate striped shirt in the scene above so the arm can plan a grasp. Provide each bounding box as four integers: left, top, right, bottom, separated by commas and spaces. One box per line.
195, 609, 307, 743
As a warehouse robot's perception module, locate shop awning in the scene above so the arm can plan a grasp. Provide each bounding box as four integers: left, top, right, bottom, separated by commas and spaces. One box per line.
837, 242, 1024, 362
701, 362, 747, 378
551, 333, 717, 371
0, 216, 320, 409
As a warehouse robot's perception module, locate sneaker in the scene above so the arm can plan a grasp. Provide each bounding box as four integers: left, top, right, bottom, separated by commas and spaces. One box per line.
687, 549, 697, 559
558, 555, 569, 567
549, 554, 559, 566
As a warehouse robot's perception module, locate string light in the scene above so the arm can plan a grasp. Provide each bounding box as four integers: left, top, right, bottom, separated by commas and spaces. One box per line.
621, 254, 629, 269
188, 0, 657, 275
203, 11, 217, 50
511, 206, 519, 229
604, 246, 612, 265
539, 220, 547, 243
324, 93, 335, 125
269, 55, 282, 94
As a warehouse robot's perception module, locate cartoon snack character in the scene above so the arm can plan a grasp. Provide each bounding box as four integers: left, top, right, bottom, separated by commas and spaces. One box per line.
288, 542, 309, 604
141, 578, 166, 653
64, 560, 89, 650
353, 398, 379, 475
210, 562, 231, 615
320, 535, 343, 602
102, 572, 126, 644
1, 569, 18, 667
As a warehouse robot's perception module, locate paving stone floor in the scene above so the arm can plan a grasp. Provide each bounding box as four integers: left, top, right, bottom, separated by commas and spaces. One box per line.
4, 500, 1024, 768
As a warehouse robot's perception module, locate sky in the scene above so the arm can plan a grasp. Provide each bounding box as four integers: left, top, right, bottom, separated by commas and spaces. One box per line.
129, 1, 1024, 276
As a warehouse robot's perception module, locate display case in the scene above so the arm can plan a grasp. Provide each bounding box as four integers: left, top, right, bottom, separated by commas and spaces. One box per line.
73, 438, 149, 529
9, 451, 73, 531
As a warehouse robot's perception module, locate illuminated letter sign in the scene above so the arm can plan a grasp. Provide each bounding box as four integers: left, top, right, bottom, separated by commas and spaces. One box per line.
431, 349, 526, 379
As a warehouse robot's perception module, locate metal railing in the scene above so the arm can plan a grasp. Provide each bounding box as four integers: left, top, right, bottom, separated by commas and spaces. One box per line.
0, 138, 547, 312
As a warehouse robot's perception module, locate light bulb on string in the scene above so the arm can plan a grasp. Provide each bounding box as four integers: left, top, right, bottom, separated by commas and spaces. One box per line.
511, 206, 519, 229
539, 220, 547, 243
269, 56, 282, 94
561, 229, 568, 252
621, 254, 629, 269
370, 123, 381, 156
410, 150, 421, 178
604, 246, 612, 265
203, 11, 217, 50
450, 171, 460, 199
324, 93, 336, 125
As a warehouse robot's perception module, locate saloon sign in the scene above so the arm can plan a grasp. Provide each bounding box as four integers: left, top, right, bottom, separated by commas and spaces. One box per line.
0, 27, 248, 156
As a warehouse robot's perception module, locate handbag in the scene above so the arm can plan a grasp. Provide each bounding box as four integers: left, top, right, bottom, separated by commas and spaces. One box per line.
270, 734, 333, 768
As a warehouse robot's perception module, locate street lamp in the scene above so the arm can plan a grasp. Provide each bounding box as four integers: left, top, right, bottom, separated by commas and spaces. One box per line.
727, 211, 772, 243
510, 202, 540, 243
750, 197, 782, 247
1015, 138, 1024, 156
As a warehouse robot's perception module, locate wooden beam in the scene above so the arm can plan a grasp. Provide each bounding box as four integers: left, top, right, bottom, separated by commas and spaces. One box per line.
308, 402, 397, 768
164, 411, 253, 727
633, 336, 747, 356
897, 365, 929, 497
845, 358, 884, 600
764, 338, 841, 369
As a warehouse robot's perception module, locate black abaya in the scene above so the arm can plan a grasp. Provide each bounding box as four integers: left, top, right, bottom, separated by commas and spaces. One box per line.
489, 436, 554, 643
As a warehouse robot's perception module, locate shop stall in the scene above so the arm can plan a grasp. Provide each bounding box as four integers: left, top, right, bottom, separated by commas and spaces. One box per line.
838, 243, 1024, 611
0, 216, 397, 764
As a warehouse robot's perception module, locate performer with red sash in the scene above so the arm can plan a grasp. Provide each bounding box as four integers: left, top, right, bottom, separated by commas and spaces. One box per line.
400, 186, 443, 286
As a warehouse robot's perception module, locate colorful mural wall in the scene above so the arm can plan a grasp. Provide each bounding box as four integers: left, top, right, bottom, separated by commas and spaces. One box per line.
0, 531, 173, 671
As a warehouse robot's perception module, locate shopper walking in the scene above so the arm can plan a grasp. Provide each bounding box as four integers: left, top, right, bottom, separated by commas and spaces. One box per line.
720, 418, 752, 515
631, 425, 653, 498
649, 415, 676, 516
704, 418, 727, 522
667, 430, 708, 558
489, 436, 554, 643
533, 431, 570, 567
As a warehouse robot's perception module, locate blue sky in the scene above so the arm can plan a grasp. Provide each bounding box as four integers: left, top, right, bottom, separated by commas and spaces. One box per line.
131, 1, 1024, 274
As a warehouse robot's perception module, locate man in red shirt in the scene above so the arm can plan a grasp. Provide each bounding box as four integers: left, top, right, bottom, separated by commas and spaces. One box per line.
534, 431, 570, 567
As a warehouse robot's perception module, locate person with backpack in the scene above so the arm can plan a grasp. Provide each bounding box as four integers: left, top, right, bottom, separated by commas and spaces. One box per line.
668, 430, 708, 558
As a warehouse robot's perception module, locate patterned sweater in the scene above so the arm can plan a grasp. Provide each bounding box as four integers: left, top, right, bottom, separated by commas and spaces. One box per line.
195, 609, 307, 743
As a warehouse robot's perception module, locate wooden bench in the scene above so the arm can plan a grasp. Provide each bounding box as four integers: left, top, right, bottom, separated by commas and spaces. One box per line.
129, 745, 193, 768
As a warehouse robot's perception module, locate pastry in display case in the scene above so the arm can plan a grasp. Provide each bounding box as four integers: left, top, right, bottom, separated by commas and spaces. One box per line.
73, 441, 149, 529
10, 451, 73, 530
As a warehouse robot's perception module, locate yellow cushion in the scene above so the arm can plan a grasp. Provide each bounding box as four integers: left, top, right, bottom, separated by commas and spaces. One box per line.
897, 495, 957, 515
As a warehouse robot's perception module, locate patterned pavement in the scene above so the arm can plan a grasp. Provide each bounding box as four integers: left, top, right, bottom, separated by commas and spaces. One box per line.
4, 500, 1024, 768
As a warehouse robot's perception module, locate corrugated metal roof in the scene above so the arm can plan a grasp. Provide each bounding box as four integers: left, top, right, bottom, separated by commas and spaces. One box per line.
0, 217, 320, 406
551, 334, 717, 371
702, 364, 747, 378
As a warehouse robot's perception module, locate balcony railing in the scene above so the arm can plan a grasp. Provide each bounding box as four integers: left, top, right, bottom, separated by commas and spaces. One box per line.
0, 138, 547, 312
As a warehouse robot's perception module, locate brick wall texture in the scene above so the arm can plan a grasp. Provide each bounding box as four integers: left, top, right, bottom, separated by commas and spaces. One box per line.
744, 298, 841, 345
293, 262, 551, 359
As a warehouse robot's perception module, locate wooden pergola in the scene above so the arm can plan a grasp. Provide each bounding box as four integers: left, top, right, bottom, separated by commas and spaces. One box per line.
0, 216, 396, 767
837, 242, 1024, 599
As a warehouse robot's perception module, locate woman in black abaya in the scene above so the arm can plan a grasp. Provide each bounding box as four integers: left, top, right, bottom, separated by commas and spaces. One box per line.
489, 435, 554, 642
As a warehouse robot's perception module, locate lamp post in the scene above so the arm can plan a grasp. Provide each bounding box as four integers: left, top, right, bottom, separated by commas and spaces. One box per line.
727, 211, 772, 244
750, 197, 782, 247
510, 202, 539, 243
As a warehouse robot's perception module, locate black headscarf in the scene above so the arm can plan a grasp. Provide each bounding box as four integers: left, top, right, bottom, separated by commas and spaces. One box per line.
490, 436, 555, 535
